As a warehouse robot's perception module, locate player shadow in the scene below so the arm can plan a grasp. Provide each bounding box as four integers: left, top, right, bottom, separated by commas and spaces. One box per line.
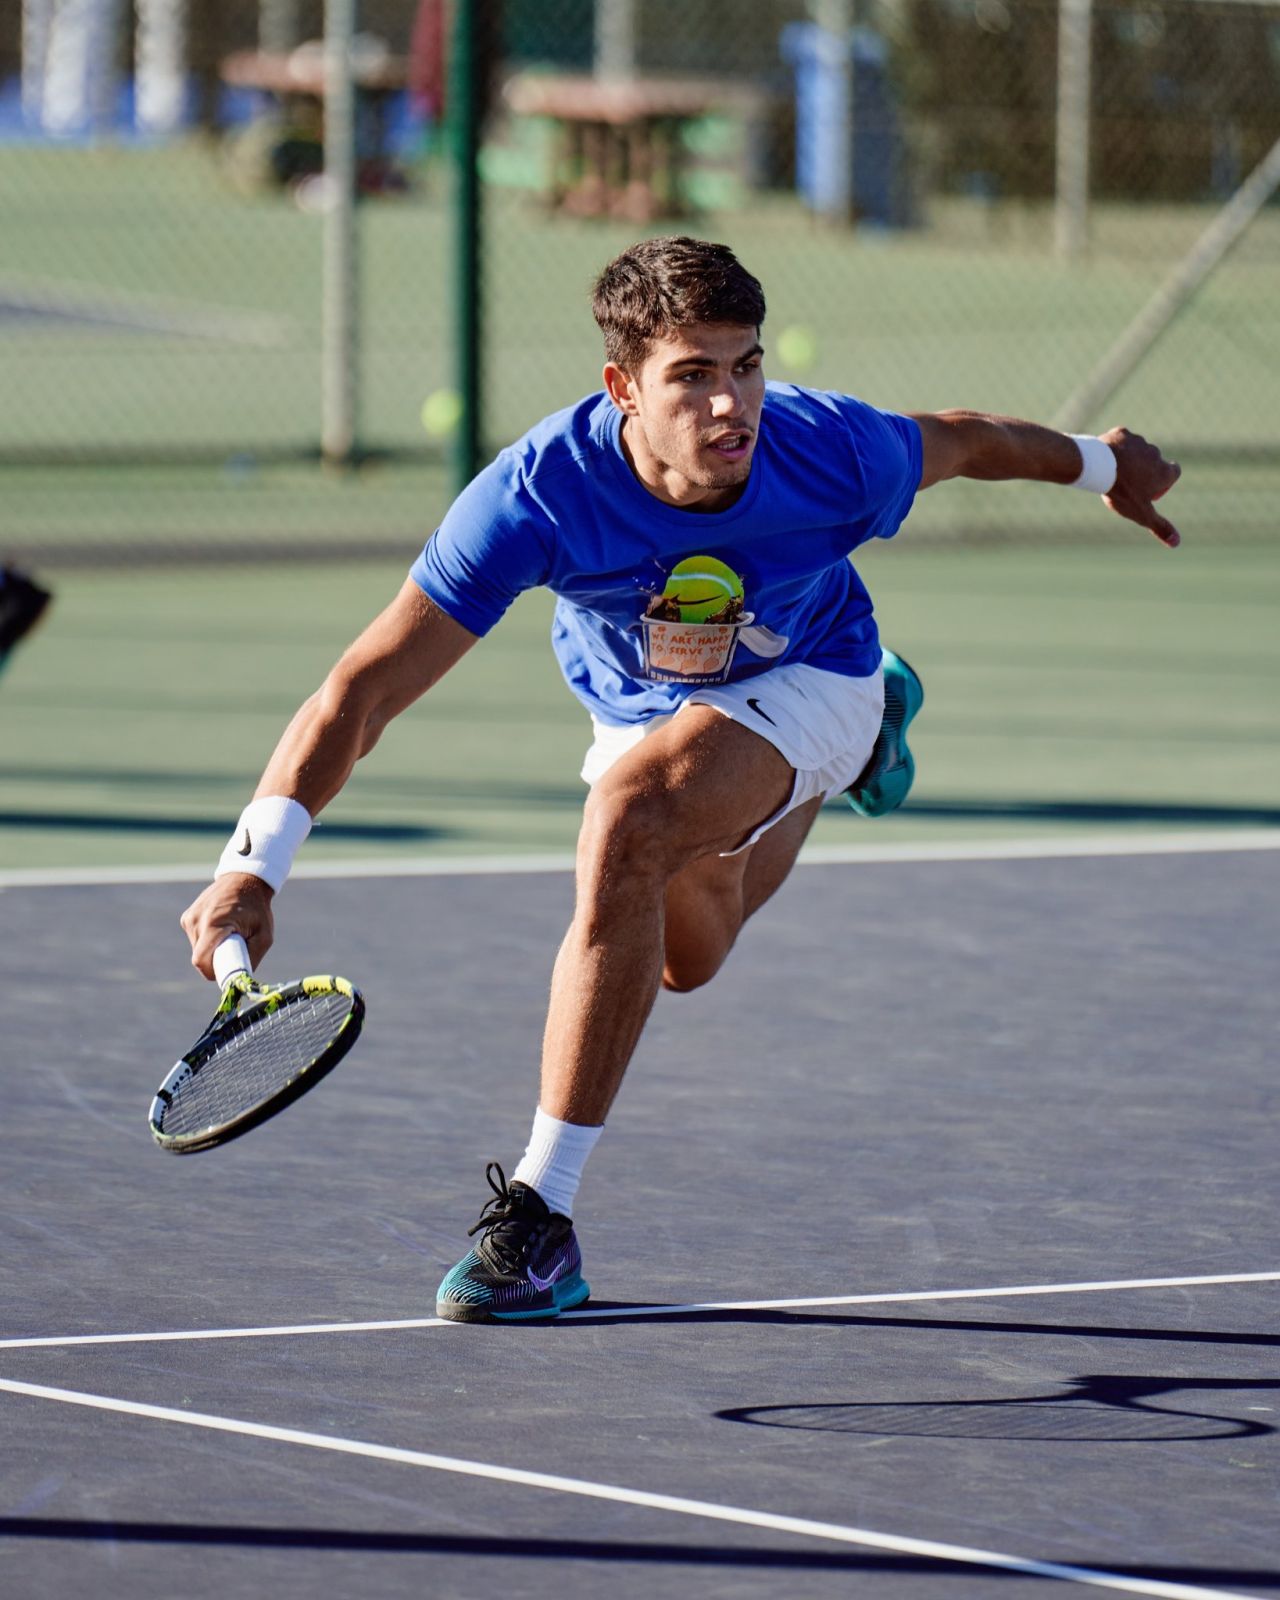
717, 1373, 1280, 1444
1, 1518, 1278, 1586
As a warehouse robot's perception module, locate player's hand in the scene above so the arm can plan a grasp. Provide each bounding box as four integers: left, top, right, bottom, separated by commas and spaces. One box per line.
180, 873, 275, 981
1100, 427, 1182, 549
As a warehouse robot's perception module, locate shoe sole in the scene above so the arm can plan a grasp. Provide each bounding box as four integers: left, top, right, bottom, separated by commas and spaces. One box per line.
437, 1271, 591, 1324
847, 651, 923, 818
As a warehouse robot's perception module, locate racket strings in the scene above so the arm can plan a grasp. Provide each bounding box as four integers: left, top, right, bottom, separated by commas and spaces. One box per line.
160, 987, 354, 1139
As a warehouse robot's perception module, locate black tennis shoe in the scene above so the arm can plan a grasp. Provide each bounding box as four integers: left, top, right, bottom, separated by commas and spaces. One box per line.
436, 1162, 589, 1323
0, 567, 52, 675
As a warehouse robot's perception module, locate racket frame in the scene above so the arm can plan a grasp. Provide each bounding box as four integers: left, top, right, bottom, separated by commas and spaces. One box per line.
149, 968, 365, 1155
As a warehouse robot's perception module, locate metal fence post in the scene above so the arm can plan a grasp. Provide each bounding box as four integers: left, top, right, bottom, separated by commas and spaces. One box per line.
451, 0, 482, 494
321, 0, 358, 468
1055, 0, 1092, 260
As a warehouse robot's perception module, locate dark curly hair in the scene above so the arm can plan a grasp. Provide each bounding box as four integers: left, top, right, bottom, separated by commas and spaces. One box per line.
592, 236, 767, 372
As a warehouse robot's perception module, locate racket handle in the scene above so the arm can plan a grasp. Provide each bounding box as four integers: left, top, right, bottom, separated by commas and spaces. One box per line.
212, 934, 253, 986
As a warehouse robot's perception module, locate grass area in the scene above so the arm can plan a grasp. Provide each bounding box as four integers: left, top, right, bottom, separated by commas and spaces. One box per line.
1, 142, 1277, 559
1, 533, 1275, 872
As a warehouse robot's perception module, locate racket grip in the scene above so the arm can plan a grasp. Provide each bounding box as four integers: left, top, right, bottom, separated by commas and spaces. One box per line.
212, 934, 253, 986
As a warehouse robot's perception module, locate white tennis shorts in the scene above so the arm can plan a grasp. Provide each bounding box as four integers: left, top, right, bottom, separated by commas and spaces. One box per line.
580, 661, 885, 854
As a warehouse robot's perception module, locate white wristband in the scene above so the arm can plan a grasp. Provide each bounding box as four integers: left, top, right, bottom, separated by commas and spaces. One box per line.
1067, 434, 1117, 495
215, 796, 312, 894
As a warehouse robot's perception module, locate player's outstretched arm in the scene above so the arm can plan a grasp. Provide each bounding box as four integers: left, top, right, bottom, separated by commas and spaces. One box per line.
181, 580, 477, 977
910, 410, 1182, 548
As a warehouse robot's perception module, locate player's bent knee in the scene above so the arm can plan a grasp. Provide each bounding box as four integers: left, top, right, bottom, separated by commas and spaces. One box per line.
579, 778, 682, 884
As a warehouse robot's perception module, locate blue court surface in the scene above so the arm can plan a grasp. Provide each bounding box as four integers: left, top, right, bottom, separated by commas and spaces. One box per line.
1, 839, 1277, 1600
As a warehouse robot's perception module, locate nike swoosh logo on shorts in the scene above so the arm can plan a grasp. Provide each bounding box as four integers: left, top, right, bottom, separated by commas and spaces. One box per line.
527, 1260, 567, 1292
746, 697, 776, 726
236, 829, 253, 856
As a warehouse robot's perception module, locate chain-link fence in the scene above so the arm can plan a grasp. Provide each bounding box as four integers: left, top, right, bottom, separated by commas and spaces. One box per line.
2, 0, 1277, 566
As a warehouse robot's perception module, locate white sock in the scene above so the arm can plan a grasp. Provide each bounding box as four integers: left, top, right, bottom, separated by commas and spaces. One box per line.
512, 1107, 603, 1218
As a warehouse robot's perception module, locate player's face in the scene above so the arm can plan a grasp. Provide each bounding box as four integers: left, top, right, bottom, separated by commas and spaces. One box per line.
605, 323, 766, 511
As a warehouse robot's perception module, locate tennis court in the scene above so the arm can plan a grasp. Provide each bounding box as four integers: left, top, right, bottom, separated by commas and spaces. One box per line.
3, 292, 1278, 1597
1, 838, 1277, 1599
4, 5, 1278, 1588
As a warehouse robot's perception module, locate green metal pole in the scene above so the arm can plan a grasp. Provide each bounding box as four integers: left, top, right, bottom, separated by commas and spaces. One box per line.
450, 0, 482, 493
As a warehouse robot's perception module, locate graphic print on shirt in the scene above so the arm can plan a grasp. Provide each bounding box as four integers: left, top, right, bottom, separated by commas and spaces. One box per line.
634, 555, 757, 684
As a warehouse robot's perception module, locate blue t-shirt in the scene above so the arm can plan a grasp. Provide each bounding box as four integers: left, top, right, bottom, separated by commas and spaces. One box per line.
411, 383, 921, 726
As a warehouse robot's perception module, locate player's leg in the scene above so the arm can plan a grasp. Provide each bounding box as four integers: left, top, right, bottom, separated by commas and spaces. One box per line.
436, 706, 794, 1322
661, 652, 902, 986
539, 702, 795, 1124
436, 663, 886, 1322
660, 793, 824, 992
535, 659, 886, 1121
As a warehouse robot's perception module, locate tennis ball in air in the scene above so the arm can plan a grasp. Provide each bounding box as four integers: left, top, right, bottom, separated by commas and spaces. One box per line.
662, 555, 744, 623
420, 389, 462, 438
776, 324, 818, 374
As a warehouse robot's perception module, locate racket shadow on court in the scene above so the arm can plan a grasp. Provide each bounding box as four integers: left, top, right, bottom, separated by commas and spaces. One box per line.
718, 1375, 1280, 1444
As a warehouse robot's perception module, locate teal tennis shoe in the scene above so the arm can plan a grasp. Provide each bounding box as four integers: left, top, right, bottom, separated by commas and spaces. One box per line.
437, 1162, 590, 1323
847, 650, 924, 818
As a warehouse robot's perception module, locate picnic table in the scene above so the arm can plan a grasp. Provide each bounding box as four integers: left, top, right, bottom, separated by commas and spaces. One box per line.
220, 47, 409, 193
504, 73, 750, 221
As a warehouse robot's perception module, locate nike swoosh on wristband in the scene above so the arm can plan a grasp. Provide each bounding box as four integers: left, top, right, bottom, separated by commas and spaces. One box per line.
746, 697, 776, 726
527, 1261, 566, 1292
236, 829, 253, 856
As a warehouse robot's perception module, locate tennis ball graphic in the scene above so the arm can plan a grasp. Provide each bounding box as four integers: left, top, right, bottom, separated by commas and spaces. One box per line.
662, 556, 745, 623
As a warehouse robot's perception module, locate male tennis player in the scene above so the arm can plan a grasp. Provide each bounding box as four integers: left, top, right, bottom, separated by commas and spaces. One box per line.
182, 236, 1181, 1322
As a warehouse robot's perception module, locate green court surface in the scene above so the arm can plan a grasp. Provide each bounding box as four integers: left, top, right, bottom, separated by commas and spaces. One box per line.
2, 532, 1276, 873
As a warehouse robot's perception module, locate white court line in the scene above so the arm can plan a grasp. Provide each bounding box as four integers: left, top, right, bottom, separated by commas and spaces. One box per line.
1, 827, 1278, 889
0, 1316, 446, 1351
3, 1269, 1276, 1351
0, 1376, 1252, 1600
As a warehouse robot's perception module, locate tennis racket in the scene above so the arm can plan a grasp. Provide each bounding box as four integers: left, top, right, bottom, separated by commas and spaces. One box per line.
149, 934, 365, 1154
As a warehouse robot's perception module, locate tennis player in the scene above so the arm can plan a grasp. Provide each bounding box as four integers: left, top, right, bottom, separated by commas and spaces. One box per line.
181, 236, 1181, 1322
